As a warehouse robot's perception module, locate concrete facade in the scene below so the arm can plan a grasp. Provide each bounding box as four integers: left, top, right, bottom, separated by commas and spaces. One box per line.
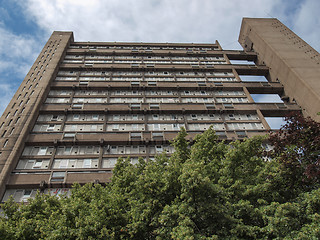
0, 18, 311, 202
239, 18, 320, 121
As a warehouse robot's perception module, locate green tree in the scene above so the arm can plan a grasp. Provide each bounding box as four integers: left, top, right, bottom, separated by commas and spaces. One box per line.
0, 119, 319, 239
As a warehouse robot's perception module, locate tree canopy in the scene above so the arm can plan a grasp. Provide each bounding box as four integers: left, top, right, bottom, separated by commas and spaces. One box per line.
1, 114, 319, 239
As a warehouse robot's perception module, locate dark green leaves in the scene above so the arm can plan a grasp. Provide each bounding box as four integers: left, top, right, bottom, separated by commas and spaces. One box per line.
1, 120, 319, 239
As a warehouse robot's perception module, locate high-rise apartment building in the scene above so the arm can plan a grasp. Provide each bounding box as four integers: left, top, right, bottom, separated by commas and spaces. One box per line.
0, 18, 318, 202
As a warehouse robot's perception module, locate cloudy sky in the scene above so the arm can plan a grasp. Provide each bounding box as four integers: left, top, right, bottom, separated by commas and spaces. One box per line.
0, 0, 319, 128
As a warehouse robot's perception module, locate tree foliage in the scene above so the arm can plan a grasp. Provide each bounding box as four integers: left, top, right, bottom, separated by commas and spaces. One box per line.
268, 112, 320, 185
1, 116, 319, 239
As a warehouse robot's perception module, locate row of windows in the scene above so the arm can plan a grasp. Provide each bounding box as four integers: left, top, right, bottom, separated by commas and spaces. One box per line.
49, 90, 245, 96
15, 156, 155, 171
27, 130, 250, 141
32, 122, 263, 133
22, 140, 272, 161
21, 145, 174, 156
19, 139, 270, 171
55, 77, 236, 82
37, 113, 260, 122
67, 102, 239, 110
34, 123, 182, 132
63, 59, 227, 65
16, 156, 145, 170
45, 97, 248, 104
68, 45, 218, 51
2, 188, 71, 203
16, 158, 100, 169
65, 55, 225, 61
57, 70, 234, 77
69, 56, 225, 60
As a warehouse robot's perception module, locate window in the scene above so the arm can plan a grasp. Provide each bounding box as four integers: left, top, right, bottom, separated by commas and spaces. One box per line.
112, 124, 119, 131
51, 172, 65, 182
223, 103, 233, 108
34, 160, 43, 168
236, 131, 247, 137
64, 133, 76, 138
59, 160, 68, 168
131, 104, 140, 110
47, 124, 55, 131
205, 104, 215, 109
51, 115, 58, 121
83, 159, 92, 168
16, 159, 49, 169
22, 190, 32, 202
102, 158, 117, 168
246, 114, 253, 120
69, 125, 76, 131
131, 145, 139, 153
152, 132, 163, 138
6, 119, 12, 126
148, 81, 157, 86
90, 125, 98, 131
9, 128, 14, 135
192, 124, 201, 131
130, 132, 142, 139
38, 147, 47, 155
155, 145, 163, 153
1, 130, 7, 138
150, 104, 159, 109
216, 132, 227, 138
73, 104, 83, 109
173, 123, 181, 130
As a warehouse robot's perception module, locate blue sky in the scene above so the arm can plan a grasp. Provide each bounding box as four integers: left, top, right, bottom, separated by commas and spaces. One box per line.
0, 0, 319, 129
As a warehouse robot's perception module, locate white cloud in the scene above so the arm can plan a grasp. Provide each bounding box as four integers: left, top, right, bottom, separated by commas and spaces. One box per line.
292, 0, 320, 51
17, 0, 320, 51
19, 0, 279, 48
270, 0, 320, 52
0, 23, 43, 115
0, 23, 41, 77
